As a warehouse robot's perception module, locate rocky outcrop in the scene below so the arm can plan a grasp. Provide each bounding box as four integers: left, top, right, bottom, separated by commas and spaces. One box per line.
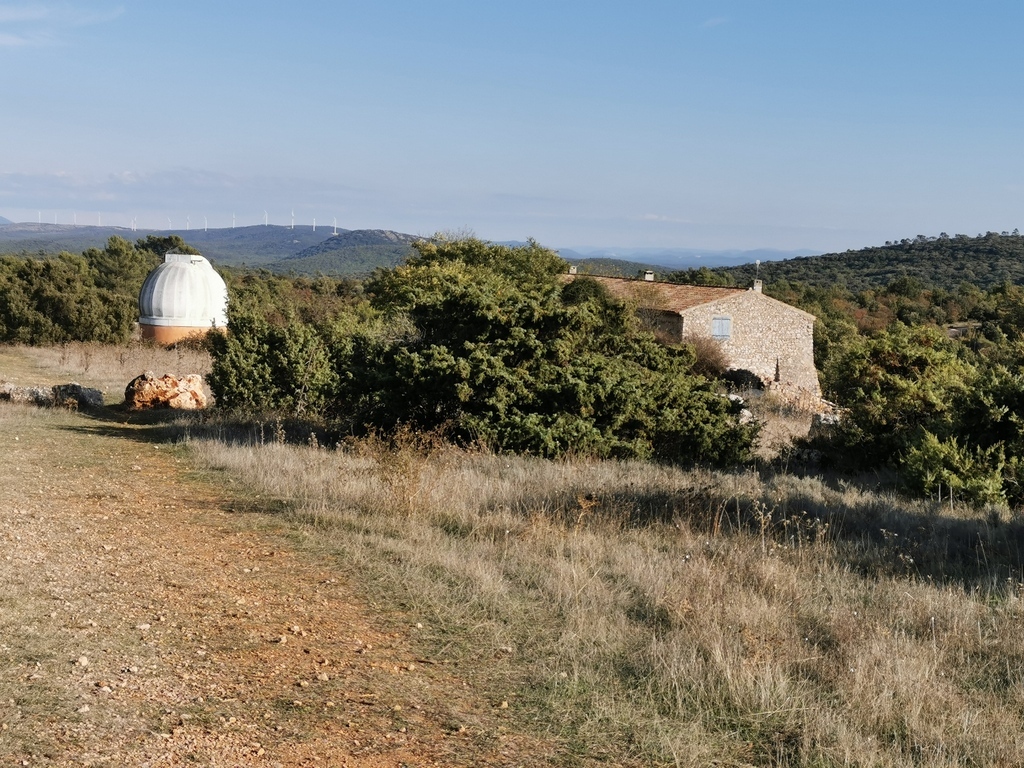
124, 372, 207, 410
52, 383, 104, 410
0, 382, 103, 409
1, 383, 52, 406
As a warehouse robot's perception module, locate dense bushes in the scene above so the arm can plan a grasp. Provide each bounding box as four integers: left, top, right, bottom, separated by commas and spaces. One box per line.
206, 310, 335, 416
205, 236, 1024, 487
208, 238, 758, 465
0, 250, 138, 344
0, 235, 172, 344
820, 322, 1024, 506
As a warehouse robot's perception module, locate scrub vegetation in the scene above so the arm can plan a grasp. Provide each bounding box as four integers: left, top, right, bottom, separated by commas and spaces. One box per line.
8, 231, 1024, 763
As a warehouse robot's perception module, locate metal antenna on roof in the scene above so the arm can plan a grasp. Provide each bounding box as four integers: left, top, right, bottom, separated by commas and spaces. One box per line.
333, 216, 338, 235
167, 217, 172, 230
755, 259, 761, 279
186, 216, 190, 231
312, 217, 316, 232
264, 210, 268, 226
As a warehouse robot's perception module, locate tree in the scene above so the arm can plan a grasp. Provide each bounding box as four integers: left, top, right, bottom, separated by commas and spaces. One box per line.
84, 236, 161, 296
405, 235, 566, 282
135, 234, 200, 258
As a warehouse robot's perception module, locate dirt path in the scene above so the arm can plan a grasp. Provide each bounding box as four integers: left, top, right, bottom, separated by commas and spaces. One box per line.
0, 405, 544, 767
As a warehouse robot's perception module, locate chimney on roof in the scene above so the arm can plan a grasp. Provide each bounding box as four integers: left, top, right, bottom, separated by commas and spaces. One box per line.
641, 269, 655, 282
568, 265, 578, 275
753, 279, 763, 293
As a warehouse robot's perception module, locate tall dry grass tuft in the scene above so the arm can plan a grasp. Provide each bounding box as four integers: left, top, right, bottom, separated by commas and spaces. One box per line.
182, 429, 1024, 765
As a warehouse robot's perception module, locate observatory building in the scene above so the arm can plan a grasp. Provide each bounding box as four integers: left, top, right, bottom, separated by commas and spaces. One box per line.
138, 252, 229, 344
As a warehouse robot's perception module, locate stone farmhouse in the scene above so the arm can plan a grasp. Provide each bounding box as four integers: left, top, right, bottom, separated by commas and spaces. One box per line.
565, 271, 821, 397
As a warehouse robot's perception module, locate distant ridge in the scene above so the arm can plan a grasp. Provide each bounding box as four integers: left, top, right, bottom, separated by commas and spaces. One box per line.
288, 229, 420, 254
163, 225, 338, 266
269, 229, 420, 276
0, 218, 820, 277
0, 223, 348, 267
0, 222, 142, 257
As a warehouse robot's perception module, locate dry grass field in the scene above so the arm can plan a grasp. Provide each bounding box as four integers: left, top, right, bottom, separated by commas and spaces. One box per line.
5, 342, 1024, 765
183, 430, 1024, 766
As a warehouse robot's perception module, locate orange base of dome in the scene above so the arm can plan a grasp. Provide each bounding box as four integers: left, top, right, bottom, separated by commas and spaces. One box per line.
140, 324, 224, 346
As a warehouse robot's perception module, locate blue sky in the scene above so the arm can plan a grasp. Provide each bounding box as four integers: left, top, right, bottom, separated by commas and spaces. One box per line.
2, 1, 1024, 252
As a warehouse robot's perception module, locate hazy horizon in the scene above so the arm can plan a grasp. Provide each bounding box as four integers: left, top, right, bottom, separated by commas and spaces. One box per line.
3, 2, 1023, 253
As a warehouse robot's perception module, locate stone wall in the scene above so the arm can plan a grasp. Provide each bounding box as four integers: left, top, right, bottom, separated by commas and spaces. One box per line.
679, 290, 820, 395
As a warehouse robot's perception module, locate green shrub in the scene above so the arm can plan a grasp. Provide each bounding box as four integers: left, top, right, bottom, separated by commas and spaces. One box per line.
903, 431, 1005, 506
207, 310, 335, 417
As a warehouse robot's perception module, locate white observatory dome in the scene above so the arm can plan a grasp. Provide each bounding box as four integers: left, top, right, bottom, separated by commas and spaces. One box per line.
138, 252, 229, 344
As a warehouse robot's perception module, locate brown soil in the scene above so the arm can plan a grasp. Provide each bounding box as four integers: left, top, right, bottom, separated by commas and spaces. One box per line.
0, 404, 553, 766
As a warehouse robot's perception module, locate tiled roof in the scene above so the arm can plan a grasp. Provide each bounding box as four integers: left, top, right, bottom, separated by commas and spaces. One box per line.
564, 274, 746, 313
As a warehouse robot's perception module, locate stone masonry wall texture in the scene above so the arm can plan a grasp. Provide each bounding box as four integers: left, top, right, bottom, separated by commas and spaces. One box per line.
564, 275, 821, 397
679, 291, 820, 395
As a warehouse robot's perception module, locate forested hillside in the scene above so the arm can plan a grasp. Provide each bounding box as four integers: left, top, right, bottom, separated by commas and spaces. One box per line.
684, 232, 1024, 292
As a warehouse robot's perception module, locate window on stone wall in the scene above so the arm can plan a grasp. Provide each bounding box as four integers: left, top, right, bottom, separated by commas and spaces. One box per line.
712, 316, 732, 339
